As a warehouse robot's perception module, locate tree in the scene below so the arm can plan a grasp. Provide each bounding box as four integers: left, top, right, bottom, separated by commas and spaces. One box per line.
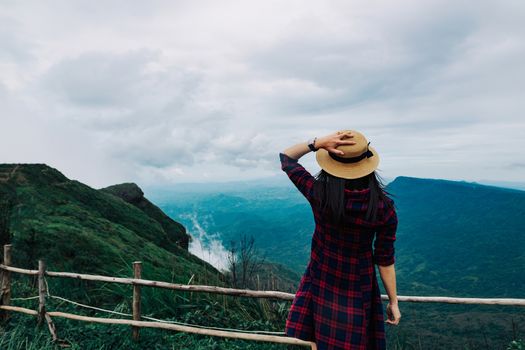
226, 233, 267, 289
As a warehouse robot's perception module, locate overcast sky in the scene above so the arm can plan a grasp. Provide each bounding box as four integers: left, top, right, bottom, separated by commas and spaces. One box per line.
1, 0, 524, 189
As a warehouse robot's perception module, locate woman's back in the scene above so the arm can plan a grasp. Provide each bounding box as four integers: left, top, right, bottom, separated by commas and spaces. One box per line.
280, 129, 400, 349
312, 186, 395, 252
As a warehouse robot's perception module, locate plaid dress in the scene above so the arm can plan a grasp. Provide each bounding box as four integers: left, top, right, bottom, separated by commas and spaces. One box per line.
280, 152, 398, 350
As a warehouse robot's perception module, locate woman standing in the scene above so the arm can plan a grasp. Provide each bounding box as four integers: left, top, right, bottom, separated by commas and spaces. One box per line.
280, 130, 401, 350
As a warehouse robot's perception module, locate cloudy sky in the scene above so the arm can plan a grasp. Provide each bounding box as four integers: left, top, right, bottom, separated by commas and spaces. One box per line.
1, 0, 524, 189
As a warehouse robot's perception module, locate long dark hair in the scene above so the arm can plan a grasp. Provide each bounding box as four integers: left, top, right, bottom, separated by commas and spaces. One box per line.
313, 169, 394, 224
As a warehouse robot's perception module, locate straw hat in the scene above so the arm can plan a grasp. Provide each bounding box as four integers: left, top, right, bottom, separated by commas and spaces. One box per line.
315, 130, 379, 179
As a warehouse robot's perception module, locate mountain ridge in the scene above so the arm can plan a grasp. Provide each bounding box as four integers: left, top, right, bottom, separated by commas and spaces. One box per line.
100, 182, 191, 250
154, 173, 525, 298
389, 175, 525, 194
0, 163, 222, 288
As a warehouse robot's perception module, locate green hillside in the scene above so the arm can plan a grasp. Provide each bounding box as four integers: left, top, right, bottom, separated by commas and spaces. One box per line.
0, 164, 217, 281
0, 164, 301, 349
156, 189, 316, 274
100, 182, 190, 250
388, 176, 525, 298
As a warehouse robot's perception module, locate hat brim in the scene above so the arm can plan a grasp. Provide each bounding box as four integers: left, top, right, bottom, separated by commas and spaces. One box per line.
315, 145, 380, 179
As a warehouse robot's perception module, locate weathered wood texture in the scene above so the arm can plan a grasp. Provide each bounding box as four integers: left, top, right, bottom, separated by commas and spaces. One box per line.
0, 244, 11, 321
132, 261, 142, 342
1, 263, 524, 306
0, 305, 318, 349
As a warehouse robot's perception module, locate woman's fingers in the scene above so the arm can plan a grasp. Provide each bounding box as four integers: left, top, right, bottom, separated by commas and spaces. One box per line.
328, 147, 345, 156
336, 133, 353, 140
385, 318, 400, 325
385, 320, 399, 326
318, 131, 355, 153
337, 140, 356, 145
337, 130, 353, 136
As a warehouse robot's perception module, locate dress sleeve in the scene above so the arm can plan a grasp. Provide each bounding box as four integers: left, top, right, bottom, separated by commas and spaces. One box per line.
373, 203, 398, 266
279, 152, 316, 203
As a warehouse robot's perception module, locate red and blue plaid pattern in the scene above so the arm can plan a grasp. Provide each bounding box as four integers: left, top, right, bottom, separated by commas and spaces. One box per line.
280, 152, 397, 349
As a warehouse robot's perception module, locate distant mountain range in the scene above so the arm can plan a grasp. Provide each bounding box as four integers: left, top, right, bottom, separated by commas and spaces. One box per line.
474, 179, 525, 191
144, 175, 525, 195
151, 175, 525, 298
386, 176, 525, 298
149, 173, 525, 349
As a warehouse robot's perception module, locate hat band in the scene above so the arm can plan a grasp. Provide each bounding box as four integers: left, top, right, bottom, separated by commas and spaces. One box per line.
329, 141, 374, 164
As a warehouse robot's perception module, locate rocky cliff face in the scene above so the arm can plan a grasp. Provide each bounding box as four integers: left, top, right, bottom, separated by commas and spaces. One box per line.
101, 182, 190, 250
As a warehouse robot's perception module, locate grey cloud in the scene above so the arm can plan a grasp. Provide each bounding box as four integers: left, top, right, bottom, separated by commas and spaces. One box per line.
238, 1, 517, 133
244, 8, 478, 117
507, 162, 525, 169
1, 0, 524, 186
0, 82, 7, 100
0, 16, 36, 63
42, 50, 167, 108
38, 49, 231, 128
36, 49, 273, 170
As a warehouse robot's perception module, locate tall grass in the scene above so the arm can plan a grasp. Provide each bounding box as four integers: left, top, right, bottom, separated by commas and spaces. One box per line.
2, 274, 523, 349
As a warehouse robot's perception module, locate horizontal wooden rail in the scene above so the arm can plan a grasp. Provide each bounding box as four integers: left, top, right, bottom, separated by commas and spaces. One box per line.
2, 264, 524, 306
0, 305, 317, 348
0, 264, 36, 275
391, 295, 525, 306
0, 264, 294, 300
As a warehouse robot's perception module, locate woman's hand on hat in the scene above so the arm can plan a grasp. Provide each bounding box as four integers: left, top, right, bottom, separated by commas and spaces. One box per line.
316, 131, 356, 155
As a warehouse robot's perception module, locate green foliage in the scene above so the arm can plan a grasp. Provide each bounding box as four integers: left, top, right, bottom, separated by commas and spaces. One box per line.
388, 176, 525, 298
507, 339, 524, 350
0, 164, 231, 347
0, 164, 220, 287
1, 277, 294, 349
100, 182, 189, 249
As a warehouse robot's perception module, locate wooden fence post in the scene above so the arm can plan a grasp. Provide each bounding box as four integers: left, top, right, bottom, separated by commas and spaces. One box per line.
0, 244, 12, 321
132, 261, 142, 342
38, 260, 46, 326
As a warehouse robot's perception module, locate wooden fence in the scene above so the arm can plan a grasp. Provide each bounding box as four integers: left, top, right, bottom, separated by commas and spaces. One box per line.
0, 244, 524, 349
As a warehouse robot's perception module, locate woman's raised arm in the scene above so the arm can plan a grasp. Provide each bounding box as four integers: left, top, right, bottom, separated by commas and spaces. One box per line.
281, 130, 356, 160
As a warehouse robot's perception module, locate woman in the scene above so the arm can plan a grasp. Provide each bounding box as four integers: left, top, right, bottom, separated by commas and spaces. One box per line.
280, 130, 401, 350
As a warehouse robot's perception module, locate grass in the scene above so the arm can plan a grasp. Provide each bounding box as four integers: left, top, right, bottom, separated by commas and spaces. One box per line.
2, 276, 523, 349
